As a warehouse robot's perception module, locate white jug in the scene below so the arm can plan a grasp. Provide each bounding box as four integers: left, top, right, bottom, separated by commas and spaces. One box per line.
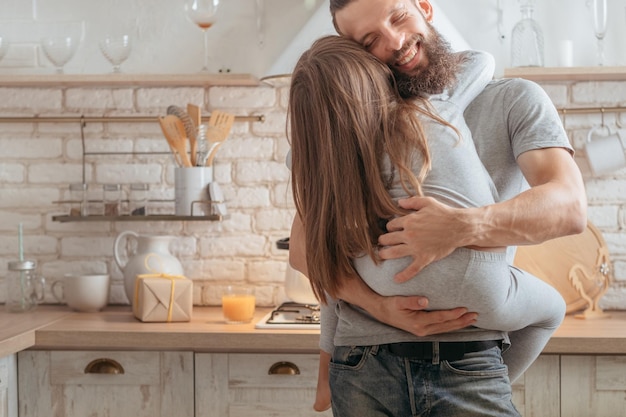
113, 231, 184, 304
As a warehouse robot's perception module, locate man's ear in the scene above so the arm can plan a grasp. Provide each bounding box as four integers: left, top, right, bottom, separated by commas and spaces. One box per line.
417, 0, 434, 22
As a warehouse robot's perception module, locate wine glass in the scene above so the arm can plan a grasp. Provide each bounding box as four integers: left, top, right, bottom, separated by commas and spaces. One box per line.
99, 34, 132, 73
591, 0, 608, 66
184, 0, 220, 72
0, 35, 9, 62
40, 21, 83, 73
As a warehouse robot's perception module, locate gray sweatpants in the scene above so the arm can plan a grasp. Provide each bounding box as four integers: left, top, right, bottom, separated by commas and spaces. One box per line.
349, 247, 566, 382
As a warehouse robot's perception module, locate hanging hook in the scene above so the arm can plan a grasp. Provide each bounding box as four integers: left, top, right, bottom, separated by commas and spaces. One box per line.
601, 108, 606, 127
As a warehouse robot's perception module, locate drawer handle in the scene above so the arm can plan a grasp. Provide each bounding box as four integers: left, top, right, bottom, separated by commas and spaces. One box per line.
268, 361, 300, 375
84, 358, 125, 375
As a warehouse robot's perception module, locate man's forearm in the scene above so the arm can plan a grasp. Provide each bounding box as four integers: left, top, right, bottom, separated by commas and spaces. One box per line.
458, 149, 587, 248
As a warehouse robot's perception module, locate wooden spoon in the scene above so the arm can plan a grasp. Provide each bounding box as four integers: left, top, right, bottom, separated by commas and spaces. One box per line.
158, 115, 192, 167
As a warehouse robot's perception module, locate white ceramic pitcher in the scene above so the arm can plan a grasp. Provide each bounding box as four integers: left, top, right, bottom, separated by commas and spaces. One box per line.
113, 231, 184, 304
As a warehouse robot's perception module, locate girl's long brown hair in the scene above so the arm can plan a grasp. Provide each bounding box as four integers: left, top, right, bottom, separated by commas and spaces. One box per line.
288, 35, 450, 303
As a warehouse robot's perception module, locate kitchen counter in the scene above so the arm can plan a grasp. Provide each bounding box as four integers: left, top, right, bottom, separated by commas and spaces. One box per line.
2, 306, 626, 357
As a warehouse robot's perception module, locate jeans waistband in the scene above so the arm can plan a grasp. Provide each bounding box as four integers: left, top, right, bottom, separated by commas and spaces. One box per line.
384, 340, 502, 362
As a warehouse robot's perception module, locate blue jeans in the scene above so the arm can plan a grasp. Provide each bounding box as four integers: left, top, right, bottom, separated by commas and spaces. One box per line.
329, 344, 521, 417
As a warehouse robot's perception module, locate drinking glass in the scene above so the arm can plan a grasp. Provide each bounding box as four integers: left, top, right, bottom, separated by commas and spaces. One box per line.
591, 0, 608, 66
0, 35, 9, 62
40, 21, 83, 73
99, 34, 132, 73
184, 0, 220, 72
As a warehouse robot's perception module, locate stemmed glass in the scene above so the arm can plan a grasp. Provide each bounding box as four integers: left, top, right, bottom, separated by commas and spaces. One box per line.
591, 0, 608, 66
99, 34, 132, 73
184, 0, 220, 72
0, 35, 9, 62
40, 21, 84, 73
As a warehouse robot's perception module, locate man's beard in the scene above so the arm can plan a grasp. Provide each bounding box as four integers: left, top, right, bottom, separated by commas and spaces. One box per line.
393, 26, 460, 98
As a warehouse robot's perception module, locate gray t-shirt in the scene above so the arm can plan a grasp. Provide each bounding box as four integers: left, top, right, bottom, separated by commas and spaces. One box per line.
320, 50, 573, 352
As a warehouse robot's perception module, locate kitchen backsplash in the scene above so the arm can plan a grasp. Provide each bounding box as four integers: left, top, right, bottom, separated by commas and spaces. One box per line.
0, 77, 625, 310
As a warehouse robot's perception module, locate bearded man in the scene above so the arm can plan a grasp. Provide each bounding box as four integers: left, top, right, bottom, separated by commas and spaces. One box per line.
289, 1, 586, 416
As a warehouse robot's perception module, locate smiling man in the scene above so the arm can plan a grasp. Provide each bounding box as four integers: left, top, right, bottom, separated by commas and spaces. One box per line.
288, 0, 587, 416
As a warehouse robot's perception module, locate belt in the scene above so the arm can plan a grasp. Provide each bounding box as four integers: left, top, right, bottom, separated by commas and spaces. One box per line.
385, 340, 502, 361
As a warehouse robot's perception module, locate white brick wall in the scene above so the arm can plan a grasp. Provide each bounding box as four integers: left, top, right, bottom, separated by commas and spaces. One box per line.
1, 78, 626, 312
0, 83, 293, 308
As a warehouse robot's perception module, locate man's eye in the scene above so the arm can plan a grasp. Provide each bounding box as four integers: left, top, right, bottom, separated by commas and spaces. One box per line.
364, 37, 378, 50
392, 12, 408, 24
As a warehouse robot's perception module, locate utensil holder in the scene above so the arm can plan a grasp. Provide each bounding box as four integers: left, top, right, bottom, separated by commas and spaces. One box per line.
174, 167, 213, 216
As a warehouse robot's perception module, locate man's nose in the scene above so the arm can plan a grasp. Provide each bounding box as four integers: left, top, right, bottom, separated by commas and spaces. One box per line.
384, 29, 405, 52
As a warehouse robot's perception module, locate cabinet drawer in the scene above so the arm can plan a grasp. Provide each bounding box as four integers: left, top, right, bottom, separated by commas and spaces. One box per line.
196, 353, 332, 417
19, 350, 194, 417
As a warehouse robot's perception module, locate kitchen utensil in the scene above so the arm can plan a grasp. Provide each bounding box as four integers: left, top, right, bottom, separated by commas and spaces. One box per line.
187, 103, 202, 128
513, 220, 611, 316
113, 230, 184, 303
205, 110, 234, 166
167, 105, 198, 166
158, 115, 192, 167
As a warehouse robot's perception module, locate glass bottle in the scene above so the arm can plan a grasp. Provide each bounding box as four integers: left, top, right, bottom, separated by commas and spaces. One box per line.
510, 0, 544, 67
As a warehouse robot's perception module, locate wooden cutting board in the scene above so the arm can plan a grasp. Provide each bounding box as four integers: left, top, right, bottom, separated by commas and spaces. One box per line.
513, 221, 611, 314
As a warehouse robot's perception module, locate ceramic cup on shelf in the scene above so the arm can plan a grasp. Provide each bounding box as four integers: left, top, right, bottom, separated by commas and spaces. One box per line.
52, 274, 110, 312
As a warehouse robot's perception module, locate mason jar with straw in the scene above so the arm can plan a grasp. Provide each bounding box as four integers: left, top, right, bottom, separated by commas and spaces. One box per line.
5, 224, 45, 312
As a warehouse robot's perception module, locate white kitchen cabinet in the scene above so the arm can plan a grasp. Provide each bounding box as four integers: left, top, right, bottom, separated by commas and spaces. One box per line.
560, 355, 626, 417
195, 353, 333, 417
511, 355, 560, 417
17, 350, 194, 417
0, 354, 17, 417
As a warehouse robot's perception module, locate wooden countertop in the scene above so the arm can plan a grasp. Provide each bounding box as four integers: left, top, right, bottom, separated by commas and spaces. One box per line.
2, 306, 626, 357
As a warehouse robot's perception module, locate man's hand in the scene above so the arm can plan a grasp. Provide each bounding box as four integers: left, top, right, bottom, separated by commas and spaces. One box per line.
378, 196, 470, 282
372, 295, 477, 337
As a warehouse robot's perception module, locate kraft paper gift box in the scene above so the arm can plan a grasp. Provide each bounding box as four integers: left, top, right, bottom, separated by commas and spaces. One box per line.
133, 273, 193, 322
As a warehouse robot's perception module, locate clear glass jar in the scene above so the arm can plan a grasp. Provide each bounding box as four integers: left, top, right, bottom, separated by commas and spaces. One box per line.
511, 0, 544, 67
6, 260, 45, 313
103, 184, 121, 217
129, 183, 149, 216
86, 184, 104, 216
69, 183, 87, 216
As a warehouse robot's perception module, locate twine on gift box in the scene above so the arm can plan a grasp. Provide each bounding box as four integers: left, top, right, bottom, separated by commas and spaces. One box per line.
134, 253, 186, 322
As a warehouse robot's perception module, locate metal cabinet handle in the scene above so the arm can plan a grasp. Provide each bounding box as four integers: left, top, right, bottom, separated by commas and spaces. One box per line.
268, 361, 300, 375
84, 358, 125, 374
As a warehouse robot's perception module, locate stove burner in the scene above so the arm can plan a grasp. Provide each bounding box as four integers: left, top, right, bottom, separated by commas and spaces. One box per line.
266, 302, 320, 325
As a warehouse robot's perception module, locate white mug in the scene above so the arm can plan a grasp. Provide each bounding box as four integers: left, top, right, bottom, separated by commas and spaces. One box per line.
52, 274, 110, 312
585, 126, 626, 176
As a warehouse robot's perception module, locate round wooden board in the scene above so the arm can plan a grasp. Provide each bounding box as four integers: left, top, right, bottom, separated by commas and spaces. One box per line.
513, 221, 610, 314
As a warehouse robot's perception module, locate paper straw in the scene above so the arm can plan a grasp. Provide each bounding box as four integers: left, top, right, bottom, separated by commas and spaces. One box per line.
18, 222, 23, 261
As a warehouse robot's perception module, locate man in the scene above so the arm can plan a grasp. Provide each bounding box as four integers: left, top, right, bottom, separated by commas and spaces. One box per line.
290, 0, 586, 415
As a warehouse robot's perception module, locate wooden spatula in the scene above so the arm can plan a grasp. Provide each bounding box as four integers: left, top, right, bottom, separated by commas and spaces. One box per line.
205, 110, 235, 166
158, 115, 193, 167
